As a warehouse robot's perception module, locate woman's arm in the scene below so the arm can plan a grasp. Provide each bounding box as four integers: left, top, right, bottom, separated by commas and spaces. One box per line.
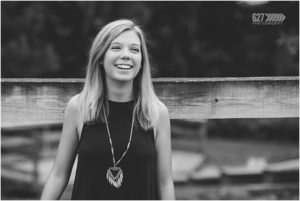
41, 95, 81, 199
155, 103, 175, 200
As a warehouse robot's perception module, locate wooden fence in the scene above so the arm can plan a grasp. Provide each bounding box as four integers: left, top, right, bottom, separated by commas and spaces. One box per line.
2, 76, 299, 127
1, 76, 299, 196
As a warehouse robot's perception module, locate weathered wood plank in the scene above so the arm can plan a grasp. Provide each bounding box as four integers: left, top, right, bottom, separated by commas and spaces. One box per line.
154, 77, 299, 120
1, 77, 298, 127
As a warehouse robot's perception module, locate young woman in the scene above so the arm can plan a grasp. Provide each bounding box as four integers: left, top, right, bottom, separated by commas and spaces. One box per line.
41, 19, 175, 200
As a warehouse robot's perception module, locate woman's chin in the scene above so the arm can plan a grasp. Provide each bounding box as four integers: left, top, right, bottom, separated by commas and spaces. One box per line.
112, 75, 136, 83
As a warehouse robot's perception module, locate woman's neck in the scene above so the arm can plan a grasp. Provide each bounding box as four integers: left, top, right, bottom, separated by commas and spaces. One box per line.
106, 79, 134, 102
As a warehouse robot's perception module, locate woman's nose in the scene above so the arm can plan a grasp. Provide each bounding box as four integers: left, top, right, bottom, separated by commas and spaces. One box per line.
120, 48, 130, 60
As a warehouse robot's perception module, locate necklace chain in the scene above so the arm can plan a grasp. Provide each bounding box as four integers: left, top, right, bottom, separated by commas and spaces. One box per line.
103, 107, 135, 167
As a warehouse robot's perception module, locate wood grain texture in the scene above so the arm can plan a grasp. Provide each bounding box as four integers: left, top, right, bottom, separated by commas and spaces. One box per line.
1, 77, 299, 128
153, 77, 299, 120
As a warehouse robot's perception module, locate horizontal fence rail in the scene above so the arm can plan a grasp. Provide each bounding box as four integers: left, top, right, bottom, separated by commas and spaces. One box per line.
1, 77, 299, 129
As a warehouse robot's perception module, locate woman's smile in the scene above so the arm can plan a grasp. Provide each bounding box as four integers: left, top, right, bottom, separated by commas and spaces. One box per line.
115, 63, 133, 70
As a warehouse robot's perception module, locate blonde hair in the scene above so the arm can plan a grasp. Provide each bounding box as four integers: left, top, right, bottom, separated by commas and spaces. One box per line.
79, 19, 163, 130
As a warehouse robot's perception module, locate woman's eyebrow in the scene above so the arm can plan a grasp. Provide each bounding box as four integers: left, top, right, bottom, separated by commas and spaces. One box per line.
110, 41, 140, 46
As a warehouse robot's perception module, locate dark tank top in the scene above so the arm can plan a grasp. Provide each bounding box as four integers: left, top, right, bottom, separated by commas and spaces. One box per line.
71, 100, 159, 200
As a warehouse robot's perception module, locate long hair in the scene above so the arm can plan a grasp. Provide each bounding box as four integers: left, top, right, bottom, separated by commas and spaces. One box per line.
79, 19, 163, 130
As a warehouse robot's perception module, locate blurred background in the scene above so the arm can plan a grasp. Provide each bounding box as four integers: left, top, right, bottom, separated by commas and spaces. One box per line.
1, 1, 299, 200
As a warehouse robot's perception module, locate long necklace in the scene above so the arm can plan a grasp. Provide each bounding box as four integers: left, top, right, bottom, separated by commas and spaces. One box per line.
103, 107, 134, 188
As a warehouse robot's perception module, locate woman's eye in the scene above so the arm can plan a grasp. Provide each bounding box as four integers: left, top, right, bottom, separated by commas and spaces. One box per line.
111, 46, 120, 50
131, 48, 140, 53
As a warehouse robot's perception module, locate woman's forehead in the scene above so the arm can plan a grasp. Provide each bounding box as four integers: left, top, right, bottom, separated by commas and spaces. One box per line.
111, 30, 141, 46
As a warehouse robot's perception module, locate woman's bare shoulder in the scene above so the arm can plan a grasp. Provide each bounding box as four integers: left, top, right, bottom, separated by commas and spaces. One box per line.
67, 94, 80, 108
64, 94, 84, 138
157, 100, 170, 121
153, 100, 170, 141
64, 94, 82, 123
155, 101, 170, 131
65, 94, 80, 113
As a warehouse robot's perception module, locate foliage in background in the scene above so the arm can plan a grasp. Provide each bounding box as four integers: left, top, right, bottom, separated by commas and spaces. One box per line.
2, 1, 299, 78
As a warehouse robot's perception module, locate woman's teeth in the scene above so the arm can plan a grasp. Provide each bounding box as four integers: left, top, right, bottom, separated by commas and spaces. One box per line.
116, 64, 132, 69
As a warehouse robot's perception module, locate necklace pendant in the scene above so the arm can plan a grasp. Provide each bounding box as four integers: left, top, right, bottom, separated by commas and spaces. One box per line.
106, 166, 123, 188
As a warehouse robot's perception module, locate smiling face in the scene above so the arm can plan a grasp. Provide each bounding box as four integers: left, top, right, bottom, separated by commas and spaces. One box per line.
103, 30, 142, 84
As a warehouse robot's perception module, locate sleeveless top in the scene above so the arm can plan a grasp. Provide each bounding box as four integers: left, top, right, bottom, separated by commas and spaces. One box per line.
71, 100, 159, 200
